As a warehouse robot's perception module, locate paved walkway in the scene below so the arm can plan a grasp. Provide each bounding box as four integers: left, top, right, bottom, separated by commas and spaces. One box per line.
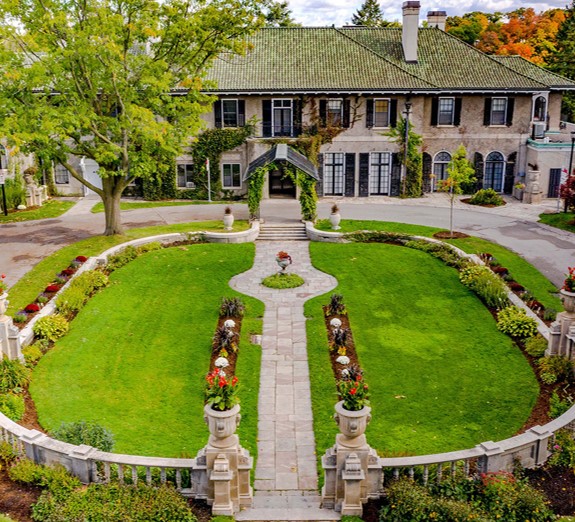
230, 241, 339, 520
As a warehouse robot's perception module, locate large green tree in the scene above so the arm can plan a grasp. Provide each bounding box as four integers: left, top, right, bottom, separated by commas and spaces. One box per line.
547, 0, 575, 121
264, 0, 299, 27
351, 0, 398, 27
0, 0, 263, 235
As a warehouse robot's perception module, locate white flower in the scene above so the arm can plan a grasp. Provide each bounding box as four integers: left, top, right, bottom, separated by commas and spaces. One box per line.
336, 355, 350, 365
224, 319, 236, 329
330, 318, 342, 328
341, 368, 350, 377
215, 357, 229, 368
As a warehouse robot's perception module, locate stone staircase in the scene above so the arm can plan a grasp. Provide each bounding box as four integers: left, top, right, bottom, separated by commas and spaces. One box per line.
257, 223, 308, 241
235, 493, 340, 522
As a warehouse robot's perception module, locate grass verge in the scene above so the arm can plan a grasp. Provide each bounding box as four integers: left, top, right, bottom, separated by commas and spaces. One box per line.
0, 199, 75, 223
307, 242, 539, 459
30, 244, 263, 457
539, 212, 575, 233
90, 200, 244, 213
7, 220, 250, 315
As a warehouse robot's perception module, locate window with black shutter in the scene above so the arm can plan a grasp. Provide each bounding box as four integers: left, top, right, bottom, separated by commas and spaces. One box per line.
345, 153, 355, 196
262, 100, 272, 137
366, 99, 374, 128
214, 100, 222, 128
389, 99, 398, 128
359, 153, 370, 196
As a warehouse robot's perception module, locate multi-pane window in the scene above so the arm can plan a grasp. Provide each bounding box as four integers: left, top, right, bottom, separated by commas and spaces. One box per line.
484, 151, 505, 192
324, 153, 345, 196
432, 151, 452, 191
273, 99, 293, 137
438, 98, 455, 125
369, 152, 391, 195
177, 164, 195, 188
373, 99, 390, 128
490, 98, 507, 126
533, 96, 546, 122
222, 163, 241, 189
327, 99, 343, 126
54, 164, 70, 184
222, 100, 239, 127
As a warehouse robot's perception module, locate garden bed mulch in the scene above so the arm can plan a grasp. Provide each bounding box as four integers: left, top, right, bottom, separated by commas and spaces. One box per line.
322, 306, 361, 383
525, 466, 575, 516
433, 231, 469, 239
0, 468, 41, 522
208, 315, 243, 377
461, 197, 506, 207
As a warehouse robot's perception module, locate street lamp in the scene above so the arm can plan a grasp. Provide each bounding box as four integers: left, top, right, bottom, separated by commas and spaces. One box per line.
565, 131, 575, 213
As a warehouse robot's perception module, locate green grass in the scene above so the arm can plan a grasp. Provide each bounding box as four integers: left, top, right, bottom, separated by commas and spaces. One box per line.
90, 200, 237, 213
307, 242, 539, 459
30, 244, 263, 458
315, 219, 561, 312
261, 273, 305, 288
7, 220, 250, 315
0, 199, 75, 223
539, 212, 575, 233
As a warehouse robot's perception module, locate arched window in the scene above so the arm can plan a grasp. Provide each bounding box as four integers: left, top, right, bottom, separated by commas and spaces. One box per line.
533, 96, 546, 122
484, 151, 505, 192
432, 151, 451, 191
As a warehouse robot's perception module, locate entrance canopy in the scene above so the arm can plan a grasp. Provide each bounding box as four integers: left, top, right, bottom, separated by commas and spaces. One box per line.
243, 144, 319, 181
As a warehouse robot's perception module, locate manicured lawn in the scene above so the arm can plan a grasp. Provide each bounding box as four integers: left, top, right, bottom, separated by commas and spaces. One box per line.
314, 219, 561, 311
90, 200, 238, 213
307, 242, 539, 458
539, 212, 575, 233
0, 199, 75, 223
7, 220, 250, 315
30, 244, 263, 457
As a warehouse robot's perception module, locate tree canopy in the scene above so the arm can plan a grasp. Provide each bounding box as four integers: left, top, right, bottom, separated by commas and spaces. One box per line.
0, 0, 263, 235
264, 0, 299, 27
351, 0, 398, 27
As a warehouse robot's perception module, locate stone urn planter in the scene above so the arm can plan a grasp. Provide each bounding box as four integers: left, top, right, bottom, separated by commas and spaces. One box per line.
334, 400, 371, 448
276, 251, 292, 272
561, 289, 575, 314
0, 293, 8, 317
329, 204, 341, 230
223, 207, 234, 231
204, 403, 241, 448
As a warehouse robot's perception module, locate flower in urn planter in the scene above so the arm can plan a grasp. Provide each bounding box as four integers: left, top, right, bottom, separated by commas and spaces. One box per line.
276, 251, 292, 271
563, 267, 575, 292
205, 368, 239, 411
0, 274, 7, 295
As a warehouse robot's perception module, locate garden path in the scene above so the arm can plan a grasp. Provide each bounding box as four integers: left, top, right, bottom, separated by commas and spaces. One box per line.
230, 240, 340, 520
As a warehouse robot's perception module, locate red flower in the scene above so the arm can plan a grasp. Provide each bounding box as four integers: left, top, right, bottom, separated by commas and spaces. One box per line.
25, 303, 40, 313
356, 375, 362, 381
350, 388, 357, 395
232, 376, 238, 386
364, 384, 369, 390
218, 378, 226, 388
45, 285, 61, 293
1, 274, 5, 279
75, 256, 88, 263
62, 268, 75, 276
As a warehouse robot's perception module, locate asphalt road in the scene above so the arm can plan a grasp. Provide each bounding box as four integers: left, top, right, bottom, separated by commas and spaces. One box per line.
1, 195, 574, 289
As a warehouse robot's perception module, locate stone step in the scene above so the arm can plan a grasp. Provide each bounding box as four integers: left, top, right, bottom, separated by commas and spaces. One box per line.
235, 494, 340, 521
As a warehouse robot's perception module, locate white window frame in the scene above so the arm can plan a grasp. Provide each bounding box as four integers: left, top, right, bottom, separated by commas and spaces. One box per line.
327, 99, 343, 126
323, 153, 345, 196
222, 163, 242, 189
221, 99, 239, 128
484, 151, 505, 193
177, 163, 195, 189
368, 152, 391, 195
373, 99, 390, 128
532, 95, 547, 122
272, 99, 293, 137
437, 97, 455, 126
490, 97, 507, 126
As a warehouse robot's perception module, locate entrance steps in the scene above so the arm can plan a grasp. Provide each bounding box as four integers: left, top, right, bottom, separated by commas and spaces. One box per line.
235, 493, 340, 521
257, 223, 308, 241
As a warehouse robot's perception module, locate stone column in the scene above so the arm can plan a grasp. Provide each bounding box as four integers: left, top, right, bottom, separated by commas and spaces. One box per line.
547, 290, 575, 359
0, 294, 23, 361
523, 169, 543, 204
341, 453, 365, 516
210, 454, 234, 516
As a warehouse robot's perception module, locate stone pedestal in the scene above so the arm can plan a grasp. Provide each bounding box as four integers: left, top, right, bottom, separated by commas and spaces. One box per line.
547, 290, 575, 359
321, 402, 383, 515
0, 294, 23, 361
523, 170, 543, 204
201, 405, 253, 515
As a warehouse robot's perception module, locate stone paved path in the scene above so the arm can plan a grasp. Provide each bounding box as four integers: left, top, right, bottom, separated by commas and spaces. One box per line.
230, 240, 339, 520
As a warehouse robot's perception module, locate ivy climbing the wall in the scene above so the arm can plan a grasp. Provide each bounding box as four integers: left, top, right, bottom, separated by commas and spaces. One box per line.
283, 165, 317, 221
247, 164, 270, 219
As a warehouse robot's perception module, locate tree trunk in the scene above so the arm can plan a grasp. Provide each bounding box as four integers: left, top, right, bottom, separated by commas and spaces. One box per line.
102, 177, 125, 236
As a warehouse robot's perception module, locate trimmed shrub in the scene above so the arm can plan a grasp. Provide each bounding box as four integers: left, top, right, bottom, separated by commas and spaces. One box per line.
33, 315, 69, 342
538, 355, 572, 384
261, 273, 305, 289
459, 264, 510, 309
23, 344, 44, 367
497, 306, 538, 338
0, 393, 25, 421
135, 241, 163, 255
344, 230, 412, 244
9, 460, 80, 498
524, 335, 548, 358
106, 245, 138, 271
549, 391, 574, 419
55, 286, 88, 316
32, 483, 197, 521
468, 188, 505, 206
0, 441, 17, 463
0, 356, 30, 393
404, 240, 467, 268
52, 421, 115, 452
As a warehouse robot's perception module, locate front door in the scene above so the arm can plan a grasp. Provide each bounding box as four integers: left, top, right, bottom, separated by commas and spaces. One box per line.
269, 168, 296, 198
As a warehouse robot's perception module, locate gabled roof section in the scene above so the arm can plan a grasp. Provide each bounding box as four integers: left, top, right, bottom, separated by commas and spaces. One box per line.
206, 27, 575, 94
244, 144, 318, 181
207, 27, 434, 93
489, 56, 575, 90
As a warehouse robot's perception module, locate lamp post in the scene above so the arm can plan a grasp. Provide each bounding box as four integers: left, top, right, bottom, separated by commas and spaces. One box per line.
565, 131, 575, 213
402, 101, 412, 197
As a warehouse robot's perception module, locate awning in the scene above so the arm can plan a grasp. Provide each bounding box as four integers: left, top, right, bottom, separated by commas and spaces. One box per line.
243, 144, 319, 181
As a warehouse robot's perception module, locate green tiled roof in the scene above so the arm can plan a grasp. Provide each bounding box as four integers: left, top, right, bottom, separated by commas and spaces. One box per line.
490, 55, 575, 89
206, 27, 575, 93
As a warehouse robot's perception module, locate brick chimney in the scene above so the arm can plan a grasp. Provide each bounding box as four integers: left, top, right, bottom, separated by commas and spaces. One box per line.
402, 1, 421, 63
427, 10, 447, 31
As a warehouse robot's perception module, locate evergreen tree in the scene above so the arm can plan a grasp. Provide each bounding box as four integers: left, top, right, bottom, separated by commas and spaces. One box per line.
352, 0, 384, 27
547, 1, 575, 121
264, 0, 299, 27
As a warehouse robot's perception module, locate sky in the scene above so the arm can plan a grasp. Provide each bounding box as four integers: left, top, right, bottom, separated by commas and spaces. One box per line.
288, 0, 570, 27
